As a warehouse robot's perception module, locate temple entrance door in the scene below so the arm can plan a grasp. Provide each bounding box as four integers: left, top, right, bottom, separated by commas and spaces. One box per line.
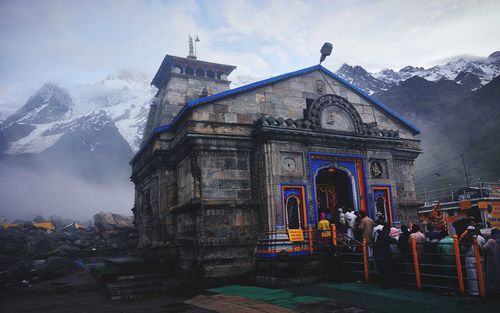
315, 167, 354, 222
281, 185, 307, 229
376, 196, 387, 220
286, 196, 301, 229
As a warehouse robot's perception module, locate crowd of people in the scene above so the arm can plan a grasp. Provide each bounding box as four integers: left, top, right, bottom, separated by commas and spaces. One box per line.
316, 209, 500, 296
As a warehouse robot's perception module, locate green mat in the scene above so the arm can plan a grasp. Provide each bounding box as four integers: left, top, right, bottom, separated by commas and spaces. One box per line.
209, 283, 499, 313
320, 282, 450, 305
207, 285, 328, 309
291, 282, 498, 313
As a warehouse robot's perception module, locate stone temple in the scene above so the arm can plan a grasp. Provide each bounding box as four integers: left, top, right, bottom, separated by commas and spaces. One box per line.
130, 44, 422, 278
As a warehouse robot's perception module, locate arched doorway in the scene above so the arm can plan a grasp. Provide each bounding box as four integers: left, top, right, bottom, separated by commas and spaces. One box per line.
315, 167, 354, 222
286, 196, 301, 229
372, 186, 394, 224
376, 196, 387, 220
281, 185, 308, 230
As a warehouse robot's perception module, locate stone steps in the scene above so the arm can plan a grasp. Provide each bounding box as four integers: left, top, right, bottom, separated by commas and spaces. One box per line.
106, 274, 183, 300
114, 272, 170, 282
90, 255, 182, 300
108, 285, 176, 300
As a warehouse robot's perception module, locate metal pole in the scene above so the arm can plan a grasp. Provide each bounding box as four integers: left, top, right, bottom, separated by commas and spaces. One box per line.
461, 154, 470, 187
331, 224, 337, 246
440, 176, 445, 198
449, 184, 454, 202
411, 237, 422, 290
453, 235, 465, 294
478, 179, 483, 198
436, 173, 445, 199
424, 188, 428, 203
308, 227, 313, 255
362, 239, 369, 283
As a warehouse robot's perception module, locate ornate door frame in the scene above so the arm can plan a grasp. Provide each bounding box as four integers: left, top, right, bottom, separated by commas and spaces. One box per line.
280, 184, 308, 229
309, 152, 370, 225
372, 185, 394, 224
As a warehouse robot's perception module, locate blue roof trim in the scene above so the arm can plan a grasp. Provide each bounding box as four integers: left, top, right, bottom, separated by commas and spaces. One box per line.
131, 64, 420, 164
154, 64, 420, 135
186, 65, 320, 107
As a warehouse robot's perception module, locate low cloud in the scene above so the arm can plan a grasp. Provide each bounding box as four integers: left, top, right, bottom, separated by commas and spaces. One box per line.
0, 162, 134, 223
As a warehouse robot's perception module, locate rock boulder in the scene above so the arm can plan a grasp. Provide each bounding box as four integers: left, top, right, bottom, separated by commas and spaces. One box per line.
93, 213, 133, 232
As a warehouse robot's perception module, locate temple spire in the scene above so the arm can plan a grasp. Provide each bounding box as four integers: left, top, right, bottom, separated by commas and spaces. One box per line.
187, 34, 196, 59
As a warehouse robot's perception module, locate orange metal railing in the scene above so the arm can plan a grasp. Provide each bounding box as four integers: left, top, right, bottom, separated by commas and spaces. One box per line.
453, 235, 465, 294
411, 237, 422, 290
257, 227, 488, 299
362, 239, 369, 283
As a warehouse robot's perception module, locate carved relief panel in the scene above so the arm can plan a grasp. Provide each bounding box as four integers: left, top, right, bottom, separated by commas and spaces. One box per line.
321, 105, 355, 132
369, 159, 388, 179
306, 94, 362, 133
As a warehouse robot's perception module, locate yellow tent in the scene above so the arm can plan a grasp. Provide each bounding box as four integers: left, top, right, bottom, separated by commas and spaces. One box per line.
1, 223, 18, 229
32, 222, 55, 231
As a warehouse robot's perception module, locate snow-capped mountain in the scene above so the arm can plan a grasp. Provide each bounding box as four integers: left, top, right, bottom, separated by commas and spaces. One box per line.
0, 69, 155, 156
336, 64, 390, 94
2, 83, 74, 126
37, 109, 134, 181
374, 56, 498, 85
70, 68, 156, 151
0, 83, 76, 154
337, 51, 500, 94
0, 82, 136, 182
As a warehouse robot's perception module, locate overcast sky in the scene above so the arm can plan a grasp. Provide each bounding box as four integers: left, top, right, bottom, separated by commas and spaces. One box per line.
1, 0, 499, 115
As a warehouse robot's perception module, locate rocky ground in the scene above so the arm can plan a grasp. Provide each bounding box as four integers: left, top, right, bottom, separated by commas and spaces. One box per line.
0, 213, 137, 291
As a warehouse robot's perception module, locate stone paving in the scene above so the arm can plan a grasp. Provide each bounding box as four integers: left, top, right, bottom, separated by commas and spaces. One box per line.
186, 294, 296, 313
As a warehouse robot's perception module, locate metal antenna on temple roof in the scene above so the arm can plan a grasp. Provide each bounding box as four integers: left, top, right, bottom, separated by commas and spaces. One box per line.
319, 42, 333, 64
187, 34, 196, 59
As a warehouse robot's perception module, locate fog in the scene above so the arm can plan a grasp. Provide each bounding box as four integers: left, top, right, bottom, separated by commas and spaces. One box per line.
0, 162, 134, 223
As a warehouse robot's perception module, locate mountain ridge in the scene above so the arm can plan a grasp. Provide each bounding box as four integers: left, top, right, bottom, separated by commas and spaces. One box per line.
337, 51, 500, 94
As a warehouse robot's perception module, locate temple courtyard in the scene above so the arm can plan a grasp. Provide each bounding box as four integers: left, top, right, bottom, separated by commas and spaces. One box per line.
2, 271, 499, 313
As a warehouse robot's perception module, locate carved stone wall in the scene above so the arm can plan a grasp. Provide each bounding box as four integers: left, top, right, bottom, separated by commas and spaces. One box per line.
393, 158, 419, 223
158, 166, 177, 245
393, 159, 417, 201
177, 156, 194, 205
200, 151, 251, 199
135, 180, 153, 248
153, 76, 231, 127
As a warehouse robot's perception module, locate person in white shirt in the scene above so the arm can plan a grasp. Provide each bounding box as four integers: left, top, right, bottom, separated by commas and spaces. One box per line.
463, 225, 486, 298
344, 209, 357, 239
